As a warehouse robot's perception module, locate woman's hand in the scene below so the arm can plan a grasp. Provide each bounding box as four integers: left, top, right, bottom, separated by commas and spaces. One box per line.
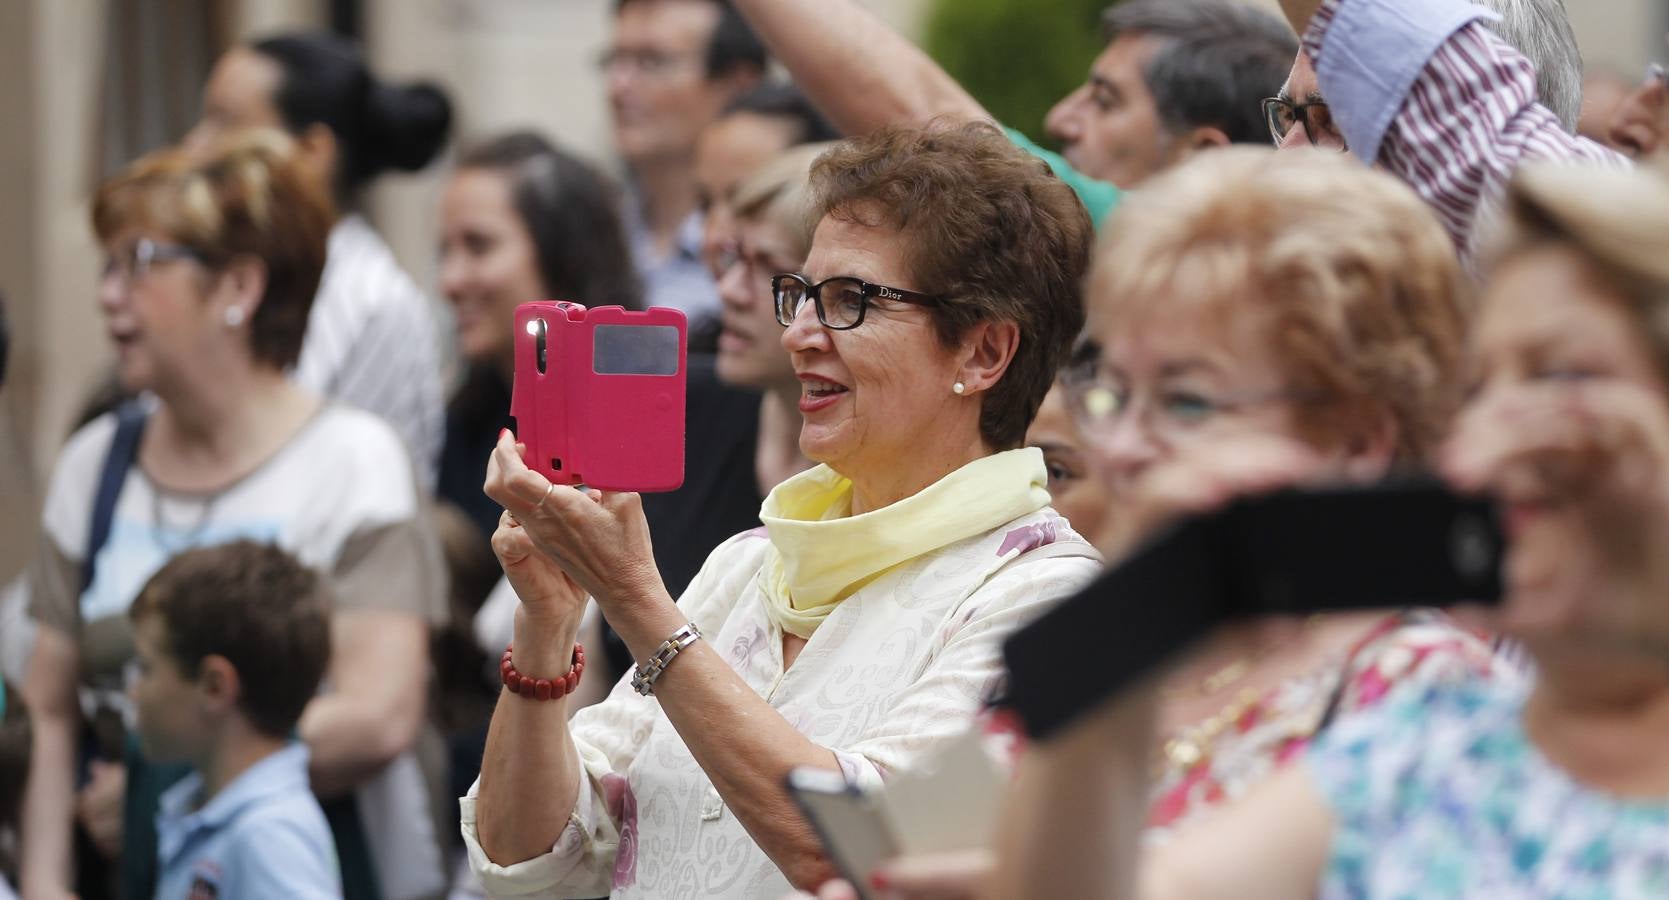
1607, 60, 1667, 158
491, 508, 589, 636
484, 430, 668, 615
1445, 379, 1669, 655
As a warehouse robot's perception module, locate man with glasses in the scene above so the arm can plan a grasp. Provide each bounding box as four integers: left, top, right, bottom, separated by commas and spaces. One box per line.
601, 0, 766, 333
1038, 1, 1297, 190
1267, 0, 1626, 272
729, 0, 1295, 225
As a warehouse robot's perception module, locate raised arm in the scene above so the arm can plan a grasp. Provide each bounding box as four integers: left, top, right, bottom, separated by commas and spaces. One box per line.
479, 433, 846, 889
472, 550, 590, 870
731, 0, 990, 135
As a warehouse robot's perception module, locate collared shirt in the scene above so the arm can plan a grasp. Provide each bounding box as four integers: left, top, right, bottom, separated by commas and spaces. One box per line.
294, 214, 445, 492
1304, 0, 1628, 272
155, 743, 340, 900
628, 203, 720, 333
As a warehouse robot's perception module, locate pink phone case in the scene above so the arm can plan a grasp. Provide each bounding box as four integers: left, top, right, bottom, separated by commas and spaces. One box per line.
510, 301, 687, 493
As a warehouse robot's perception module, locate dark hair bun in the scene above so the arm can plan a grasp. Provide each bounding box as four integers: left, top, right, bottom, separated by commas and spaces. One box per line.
365, 81, 453, 175
252, 31, 454, 196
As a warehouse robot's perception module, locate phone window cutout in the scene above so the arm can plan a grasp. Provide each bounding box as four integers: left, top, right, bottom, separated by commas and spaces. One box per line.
593, 324, 680, 376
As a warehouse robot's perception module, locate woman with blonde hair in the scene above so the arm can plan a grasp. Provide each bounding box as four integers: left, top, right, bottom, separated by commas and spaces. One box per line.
990, 157, 1669, 899
18, 130, 445, 900
1066, 146, 1512, 838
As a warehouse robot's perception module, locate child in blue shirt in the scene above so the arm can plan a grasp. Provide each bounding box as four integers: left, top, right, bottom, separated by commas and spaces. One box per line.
128, 541, 340, 899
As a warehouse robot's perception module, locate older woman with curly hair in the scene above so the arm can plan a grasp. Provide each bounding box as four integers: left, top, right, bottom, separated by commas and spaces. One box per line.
462, 123, 1099, 898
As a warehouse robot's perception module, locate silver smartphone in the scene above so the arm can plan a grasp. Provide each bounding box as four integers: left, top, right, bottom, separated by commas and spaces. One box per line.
785, 768, 899, 899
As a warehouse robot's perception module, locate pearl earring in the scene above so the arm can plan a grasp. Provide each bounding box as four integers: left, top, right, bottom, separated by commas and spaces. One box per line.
953, 381, 966, 395
224, 306, 246, 328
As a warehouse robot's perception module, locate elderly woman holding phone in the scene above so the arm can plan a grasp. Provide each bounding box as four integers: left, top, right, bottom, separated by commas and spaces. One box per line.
461, 123, 1099, 898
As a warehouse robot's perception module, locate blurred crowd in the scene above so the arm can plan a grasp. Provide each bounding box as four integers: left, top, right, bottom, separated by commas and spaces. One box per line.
2, 0, 1668, 898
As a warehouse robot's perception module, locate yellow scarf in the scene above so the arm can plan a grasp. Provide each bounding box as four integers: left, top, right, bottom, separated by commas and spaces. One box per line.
758, 448, 1050, 639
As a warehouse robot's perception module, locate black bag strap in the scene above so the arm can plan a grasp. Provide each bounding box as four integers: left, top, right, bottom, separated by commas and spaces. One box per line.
81, 401, 148, 592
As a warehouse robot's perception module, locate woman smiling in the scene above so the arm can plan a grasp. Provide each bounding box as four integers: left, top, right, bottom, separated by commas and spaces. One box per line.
462, 123, 1098, 898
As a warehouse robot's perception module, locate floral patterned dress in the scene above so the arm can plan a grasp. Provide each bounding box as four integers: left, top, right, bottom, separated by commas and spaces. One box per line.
1308, 679, 1669, 898
1146, 611, 1519, 837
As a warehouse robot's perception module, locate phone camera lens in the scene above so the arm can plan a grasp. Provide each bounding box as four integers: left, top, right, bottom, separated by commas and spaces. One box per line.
1449, 514, 1497, 584
534, 318, 548, 374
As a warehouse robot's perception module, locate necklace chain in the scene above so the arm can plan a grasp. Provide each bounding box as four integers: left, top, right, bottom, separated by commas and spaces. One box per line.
1159, 685, 1264, 775
150, 485, 222, 553
1157, 617, 1327, 776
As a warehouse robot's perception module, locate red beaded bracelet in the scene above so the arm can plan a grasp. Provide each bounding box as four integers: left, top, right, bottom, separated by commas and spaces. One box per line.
501, 643, 586, 701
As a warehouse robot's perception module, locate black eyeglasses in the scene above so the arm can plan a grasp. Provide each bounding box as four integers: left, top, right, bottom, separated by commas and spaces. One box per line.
1262, 97, 1348, 151
771, 273, 940, 330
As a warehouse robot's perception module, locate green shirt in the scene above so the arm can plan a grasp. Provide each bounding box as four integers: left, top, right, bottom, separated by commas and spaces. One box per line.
1004, 126, 1122, 228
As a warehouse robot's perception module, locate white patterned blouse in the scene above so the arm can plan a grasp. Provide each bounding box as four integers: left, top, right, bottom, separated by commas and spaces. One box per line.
461, 513, 1099, 899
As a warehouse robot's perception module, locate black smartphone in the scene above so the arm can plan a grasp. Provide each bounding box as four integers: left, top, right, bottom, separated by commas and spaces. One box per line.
1001, 478, 1505, 740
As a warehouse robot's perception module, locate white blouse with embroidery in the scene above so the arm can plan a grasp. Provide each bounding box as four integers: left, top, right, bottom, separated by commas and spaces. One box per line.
461, 512, 1099, 899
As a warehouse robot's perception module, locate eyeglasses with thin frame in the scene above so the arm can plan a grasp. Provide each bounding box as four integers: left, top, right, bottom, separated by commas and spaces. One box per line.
771, 273, 941, 330
1261, 97, 1348, 151
595, 47, 703, 79
100, 239, 208, 288
1060, 356, 1306, 444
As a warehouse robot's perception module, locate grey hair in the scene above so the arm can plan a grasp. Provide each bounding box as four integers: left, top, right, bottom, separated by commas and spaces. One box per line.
1102, 0, 1298, 146
1472, 0, 1583, 133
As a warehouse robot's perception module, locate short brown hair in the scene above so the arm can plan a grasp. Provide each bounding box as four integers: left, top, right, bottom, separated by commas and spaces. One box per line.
93, 129, 334, 370
130, 541, 332, 739
812, 123, 1094, 449
1090, 147, 1470, 462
